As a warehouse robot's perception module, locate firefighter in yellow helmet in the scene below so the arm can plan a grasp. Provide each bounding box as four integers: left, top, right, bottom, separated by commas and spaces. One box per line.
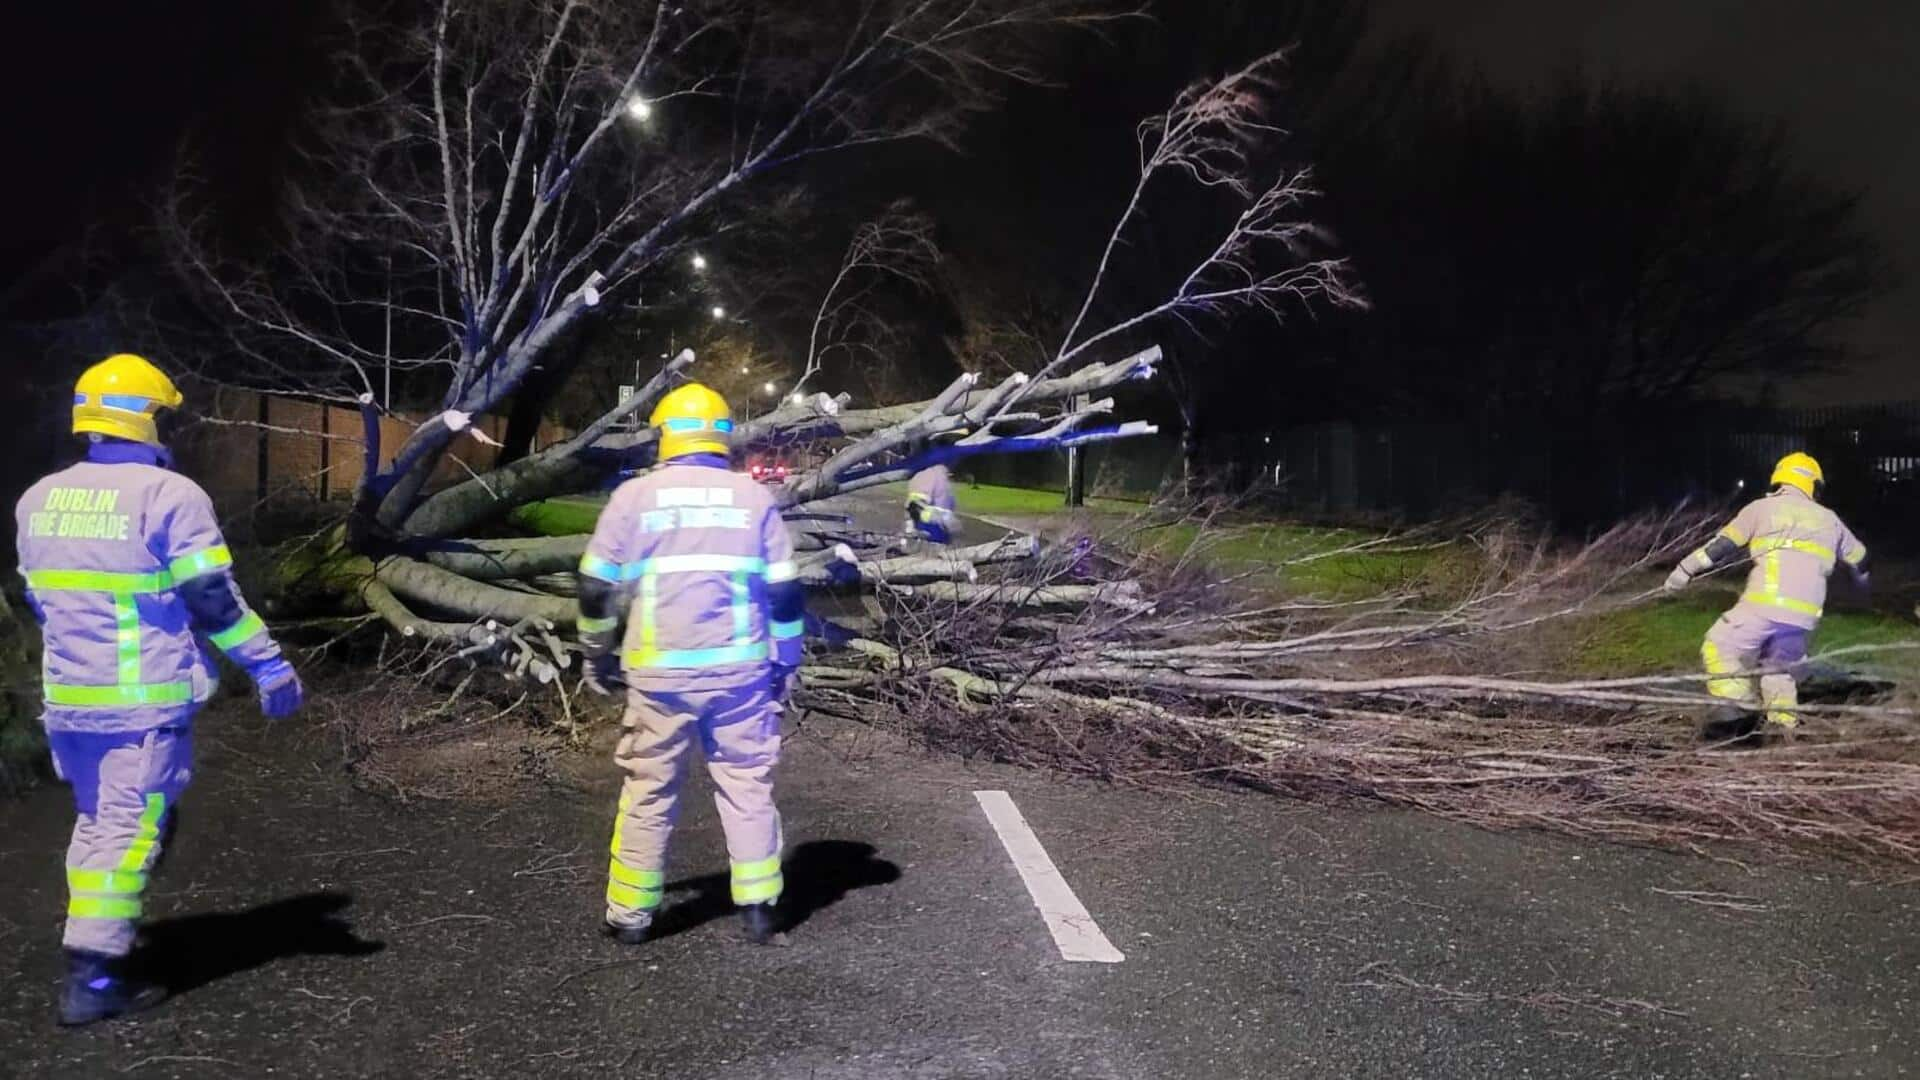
1664, 452, 1868, 739
17, 354, 304, 1024
576, 382, 804, 945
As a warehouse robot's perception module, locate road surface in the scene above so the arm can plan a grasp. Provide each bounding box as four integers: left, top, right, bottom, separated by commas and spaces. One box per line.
2, 704, 1917, 1078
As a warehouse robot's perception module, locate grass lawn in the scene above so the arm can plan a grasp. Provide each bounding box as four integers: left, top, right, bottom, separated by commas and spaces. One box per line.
1569, 589, 1919, 675
510, 495, 606, 537
954, 486, 1464, 600
1132, 520, 1473, 601
951, 482, 1140, 516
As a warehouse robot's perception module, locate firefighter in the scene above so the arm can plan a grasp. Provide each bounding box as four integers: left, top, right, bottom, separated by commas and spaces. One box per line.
16, 354, 304, 1026
904, 462, 958, 545
577, 382, 803, 946
1664, 452, 1868, 738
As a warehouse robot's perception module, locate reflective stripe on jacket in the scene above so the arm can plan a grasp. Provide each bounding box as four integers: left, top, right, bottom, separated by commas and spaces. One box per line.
14, 461, 256, 732
582, 461, 801, 691
1711, 488, 1866, 629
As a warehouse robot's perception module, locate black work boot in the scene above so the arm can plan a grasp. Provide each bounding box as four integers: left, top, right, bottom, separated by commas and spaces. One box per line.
1699, 706, 1759, 746
58, 950, 165, 1027
740, 902, 782, 946
603, 915, 654, 947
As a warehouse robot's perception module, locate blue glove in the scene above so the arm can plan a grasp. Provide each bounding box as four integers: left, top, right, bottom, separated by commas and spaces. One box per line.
248, 657, 305, 719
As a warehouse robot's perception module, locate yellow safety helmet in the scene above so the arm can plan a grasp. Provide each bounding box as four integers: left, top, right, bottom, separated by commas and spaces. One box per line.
1770, 451, 1824, 500
72, 354, 184, 447
649, 382, 733, 461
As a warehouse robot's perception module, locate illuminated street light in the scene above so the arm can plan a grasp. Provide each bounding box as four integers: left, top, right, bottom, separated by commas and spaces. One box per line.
711, 306, 727, 320
740, 365, 751, 374
691, 253, 708, 272
625, 96, 653, 122
789, 393, 805, 407
762, 382, 777, 396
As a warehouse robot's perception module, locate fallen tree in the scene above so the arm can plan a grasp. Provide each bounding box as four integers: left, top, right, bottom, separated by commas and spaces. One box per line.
813, 506, 1920, 861
167, 13, 1358, 674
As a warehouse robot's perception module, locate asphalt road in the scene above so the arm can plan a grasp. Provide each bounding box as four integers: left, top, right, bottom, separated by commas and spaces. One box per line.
2, 703, 1918, 1079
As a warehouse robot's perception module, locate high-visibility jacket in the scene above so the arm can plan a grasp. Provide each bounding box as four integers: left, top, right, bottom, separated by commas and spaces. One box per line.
907, 466, 956, 528
1684, 487, 1867, 629
14, 459, 276, 732
580, 458, 803, 693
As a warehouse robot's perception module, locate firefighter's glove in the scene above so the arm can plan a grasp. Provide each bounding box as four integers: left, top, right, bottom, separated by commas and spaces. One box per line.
585, 652, 622, 697
248, 657, 306, 719
1663, 567, 1692, 595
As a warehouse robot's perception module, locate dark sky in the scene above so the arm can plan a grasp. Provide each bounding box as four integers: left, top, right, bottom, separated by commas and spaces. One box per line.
0, 3, 307, 303
4, 1, 1913, 406
1370, 0, 1920, 403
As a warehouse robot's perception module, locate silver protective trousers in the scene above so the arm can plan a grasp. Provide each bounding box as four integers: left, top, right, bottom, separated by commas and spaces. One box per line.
606, 680, 783, 925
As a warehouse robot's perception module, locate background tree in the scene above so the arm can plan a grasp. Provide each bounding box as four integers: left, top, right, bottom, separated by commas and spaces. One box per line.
899, 3, 1889, 505
1316, 70, 1890, 422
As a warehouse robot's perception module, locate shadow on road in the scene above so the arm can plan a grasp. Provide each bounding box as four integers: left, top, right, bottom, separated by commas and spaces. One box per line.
651, 840, 901, 939
134, 890, 385, 995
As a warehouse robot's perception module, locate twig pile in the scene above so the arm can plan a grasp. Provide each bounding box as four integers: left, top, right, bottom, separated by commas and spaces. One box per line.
801, 505, 1920, 861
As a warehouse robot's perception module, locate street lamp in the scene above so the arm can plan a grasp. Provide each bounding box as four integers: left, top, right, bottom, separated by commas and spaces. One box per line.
711, 305, 727, 320
625, 96, 653, 122
788, 393, 805, 407
691, 253, 708, 272
762, 382, 777, 396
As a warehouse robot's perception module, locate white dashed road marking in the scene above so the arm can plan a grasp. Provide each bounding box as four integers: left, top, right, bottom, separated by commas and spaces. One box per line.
973, 790, 1124, 964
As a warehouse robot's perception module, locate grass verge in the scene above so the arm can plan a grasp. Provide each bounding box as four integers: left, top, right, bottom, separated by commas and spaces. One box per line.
1133, 520, 1472, 601
954, 485, 1465, 601
1568, 589, 1918, 675
951, 483, 1139, 517
511, 496, 605, 537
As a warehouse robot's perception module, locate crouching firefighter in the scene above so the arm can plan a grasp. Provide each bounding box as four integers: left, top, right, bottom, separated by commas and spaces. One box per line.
577, 383, 804, 946
1664, 452, 1868, 739
904, 462, 958, 545
15, 354, 304, 1026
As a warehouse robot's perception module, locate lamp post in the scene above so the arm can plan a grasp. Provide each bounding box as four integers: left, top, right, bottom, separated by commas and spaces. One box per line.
1064, 393, 1088, 508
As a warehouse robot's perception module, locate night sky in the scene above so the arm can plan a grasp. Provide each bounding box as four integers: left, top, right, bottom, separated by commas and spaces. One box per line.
2, 1, 1913, 403
1371, 0, 1920, 402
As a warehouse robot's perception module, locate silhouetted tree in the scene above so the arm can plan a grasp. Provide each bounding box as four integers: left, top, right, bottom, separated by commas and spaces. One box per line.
1320, 68, 1890, 423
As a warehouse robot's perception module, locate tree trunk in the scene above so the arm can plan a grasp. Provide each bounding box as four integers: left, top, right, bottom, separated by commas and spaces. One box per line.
500, 318, 599, 466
